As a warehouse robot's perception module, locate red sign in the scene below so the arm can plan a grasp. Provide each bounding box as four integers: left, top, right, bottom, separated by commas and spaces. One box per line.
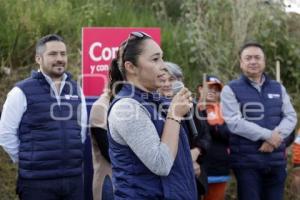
82, 27, 161, 97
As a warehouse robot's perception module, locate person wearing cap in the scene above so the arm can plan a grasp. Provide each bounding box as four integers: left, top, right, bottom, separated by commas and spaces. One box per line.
197, 75, 231, 200
158, 61, 211, 199
221, 41, 297, 200
290, 128, 300, 197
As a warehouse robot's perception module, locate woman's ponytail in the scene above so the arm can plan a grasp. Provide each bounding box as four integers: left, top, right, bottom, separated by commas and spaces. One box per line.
109, 57, 124, 99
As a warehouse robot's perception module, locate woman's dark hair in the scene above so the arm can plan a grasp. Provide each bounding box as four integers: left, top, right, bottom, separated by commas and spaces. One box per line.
109, 33, 151, 98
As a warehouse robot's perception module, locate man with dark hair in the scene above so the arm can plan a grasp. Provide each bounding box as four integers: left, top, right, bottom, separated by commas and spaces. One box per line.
221, 41, 297, 200
35, 34, 64, 54
238, 42, 265, 58
0, 34, 87, 200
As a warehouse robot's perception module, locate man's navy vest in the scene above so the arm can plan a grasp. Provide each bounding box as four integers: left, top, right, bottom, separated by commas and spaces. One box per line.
228, 74, 286, 168
107, 84, 197, 200
16, 71, 83, 179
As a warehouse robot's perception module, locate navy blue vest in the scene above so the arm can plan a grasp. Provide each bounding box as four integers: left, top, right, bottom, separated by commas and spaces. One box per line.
107, 84, 197, 200
16, 71, 83, 179
228, 74, 286, 168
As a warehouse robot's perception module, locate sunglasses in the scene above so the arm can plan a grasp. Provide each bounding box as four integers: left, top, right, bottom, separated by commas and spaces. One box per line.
122, 31, 152, 58
128, 31, 152, 39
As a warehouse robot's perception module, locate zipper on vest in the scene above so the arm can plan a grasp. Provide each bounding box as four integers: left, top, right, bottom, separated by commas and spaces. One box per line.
260, 86, 267, 128
251, 84, 267, 127
58, 107, 67, 174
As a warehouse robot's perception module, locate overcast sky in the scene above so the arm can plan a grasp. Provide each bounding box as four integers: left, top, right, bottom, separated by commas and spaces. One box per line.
285, 0, 300, 13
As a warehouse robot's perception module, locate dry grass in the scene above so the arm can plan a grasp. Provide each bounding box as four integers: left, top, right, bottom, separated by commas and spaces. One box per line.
0, 148, 17, 200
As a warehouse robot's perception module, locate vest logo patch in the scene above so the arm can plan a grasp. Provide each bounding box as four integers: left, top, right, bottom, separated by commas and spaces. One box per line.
267, 93, 280, 99
64, 94, 79, 100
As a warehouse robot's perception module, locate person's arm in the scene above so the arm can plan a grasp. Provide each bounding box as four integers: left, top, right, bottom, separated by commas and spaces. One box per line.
80, 87, 87, 143
162, 87, 192, 158
89, 93, 111, 163
193, 110, 211, 156
220, 85, 272, 141
285, 130, 296, 147
89, 92, 110, 129
0, 87, 27, 163
109, 88, 191, 176
275, 85, 297, 139
90, 127, 110, 163
108, 98, 174, 176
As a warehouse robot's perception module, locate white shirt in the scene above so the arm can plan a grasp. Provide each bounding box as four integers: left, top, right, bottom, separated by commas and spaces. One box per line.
0, 72, 88, 163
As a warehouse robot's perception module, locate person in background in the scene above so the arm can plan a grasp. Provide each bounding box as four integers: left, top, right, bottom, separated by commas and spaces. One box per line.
197, 75, 231, 200
107, 32, 197, 199
89, 87, 114, 200
290, 128, 300, 197
0, 34, 87, 200
221, 41, 297, 200
158, 61, 211, 199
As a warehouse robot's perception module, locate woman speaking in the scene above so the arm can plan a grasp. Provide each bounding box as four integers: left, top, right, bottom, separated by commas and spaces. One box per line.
107, 32, 197, 199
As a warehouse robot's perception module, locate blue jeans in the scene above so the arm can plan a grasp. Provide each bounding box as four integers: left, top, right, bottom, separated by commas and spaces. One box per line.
17, 175, 83, 200
233, 166, 287, 200
101, 175, 114, 200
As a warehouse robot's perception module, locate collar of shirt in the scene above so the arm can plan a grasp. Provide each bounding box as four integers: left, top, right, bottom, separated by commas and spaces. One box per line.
40, 71, 67, 104
249, 75, 265, 92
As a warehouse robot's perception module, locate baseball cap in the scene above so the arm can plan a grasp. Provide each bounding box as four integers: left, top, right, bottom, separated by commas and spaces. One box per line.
204, 75, 223, 90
